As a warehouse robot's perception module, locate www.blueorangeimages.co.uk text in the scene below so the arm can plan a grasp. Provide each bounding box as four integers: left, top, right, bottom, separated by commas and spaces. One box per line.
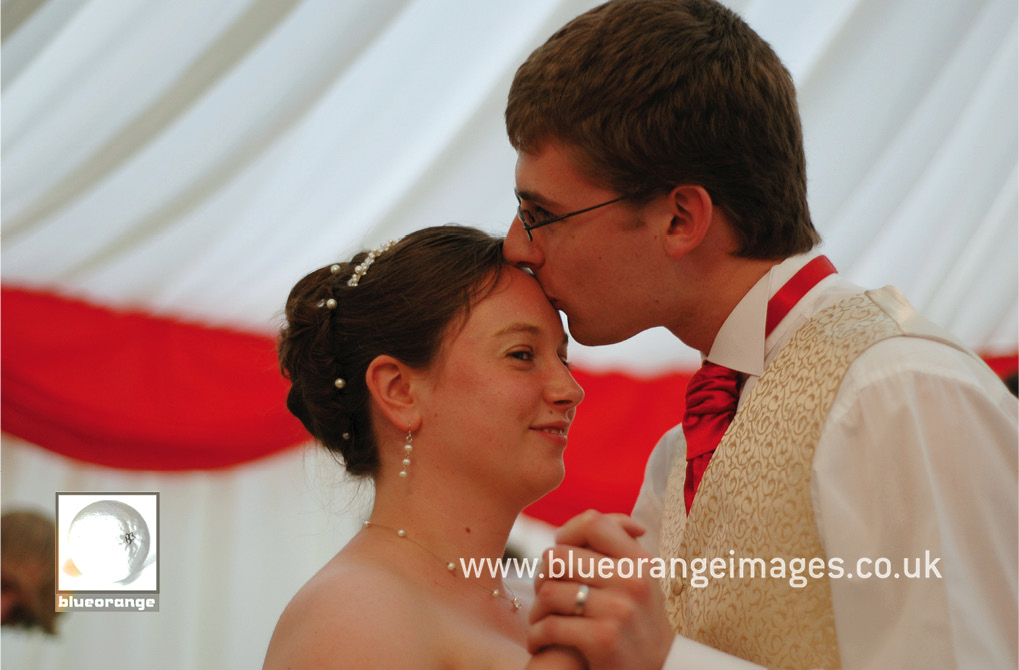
460, 550, 942, 589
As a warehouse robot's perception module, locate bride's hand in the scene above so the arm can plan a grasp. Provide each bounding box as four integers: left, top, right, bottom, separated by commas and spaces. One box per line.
526, 645, 587, 669
527, 511, 672, 670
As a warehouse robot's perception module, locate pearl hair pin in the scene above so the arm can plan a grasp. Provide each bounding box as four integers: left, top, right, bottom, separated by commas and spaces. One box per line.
347, 239, 396, 287
362, 521, 522, 612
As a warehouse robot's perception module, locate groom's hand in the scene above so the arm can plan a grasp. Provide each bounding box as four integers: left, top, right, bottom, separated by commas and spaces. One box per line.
527, 510, 673, 670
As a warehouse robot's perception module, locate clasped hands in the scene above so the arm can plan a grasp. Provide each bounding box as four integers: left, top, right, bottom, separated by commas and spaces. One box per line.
525, 510, 674, 670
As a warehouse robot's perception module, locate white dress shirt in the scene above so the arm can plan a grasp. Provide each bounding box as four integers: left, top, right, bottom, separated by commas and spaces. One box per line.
631, 254, 1019, 669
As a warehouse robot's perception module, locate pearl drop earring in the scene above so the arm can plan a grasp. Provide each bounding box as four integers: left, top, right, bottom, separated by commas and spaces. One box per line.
400, 428, 413, 478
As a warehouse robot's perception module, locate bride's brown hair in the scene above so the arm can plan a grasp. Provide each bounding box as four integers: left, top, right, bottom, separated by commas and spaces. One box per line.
278, 225, 506, 477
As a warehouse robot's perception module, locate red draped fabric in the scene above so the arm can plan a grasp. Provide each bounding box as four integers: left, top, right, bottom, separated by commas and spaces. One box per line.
1, 286, 308, 470
2, 285, 1014, 526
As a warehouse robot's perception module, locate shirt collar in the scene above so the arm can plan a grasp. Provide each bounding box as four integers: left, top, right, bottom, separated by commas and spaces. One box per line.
706, 253, 820, 376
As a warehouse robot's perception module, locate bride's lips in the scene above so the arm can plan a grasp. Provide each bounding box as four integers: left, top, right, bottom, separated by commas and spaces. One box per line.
531, 421, 571, 447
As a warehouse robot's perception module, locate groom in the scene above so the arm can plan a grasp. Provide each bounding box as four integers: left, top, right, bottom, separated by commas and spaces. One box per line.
502, 1, 1019, 668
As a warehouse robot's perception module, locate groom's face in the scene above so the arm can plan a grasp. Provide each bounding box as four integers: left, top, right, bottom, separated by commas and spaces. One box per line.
505, 140, 666, 347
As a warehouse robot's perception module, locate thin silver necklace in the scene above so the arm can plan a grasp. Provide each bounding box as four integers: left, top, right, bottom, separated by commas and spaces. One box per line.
362, 521, 522, 612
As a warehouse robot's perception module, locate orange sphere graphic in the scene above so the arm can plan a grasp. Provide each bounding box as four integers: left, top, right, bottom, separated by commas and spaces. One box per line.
67, 500, 150, 582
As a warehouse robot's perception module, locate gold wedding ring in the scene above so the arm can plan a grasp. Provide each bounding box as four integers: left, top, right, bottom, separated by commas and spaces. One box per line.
573, 583, 590, 616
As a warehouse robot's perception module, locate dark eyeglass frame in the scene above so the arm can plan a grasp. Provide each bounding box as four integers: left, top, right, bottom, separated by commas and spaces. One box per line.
515, 190, 625, 241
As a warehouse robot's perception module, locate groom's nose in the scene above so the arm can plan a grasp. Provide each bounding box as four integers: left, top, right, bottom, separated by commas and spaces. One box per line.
503, 216, 544, 270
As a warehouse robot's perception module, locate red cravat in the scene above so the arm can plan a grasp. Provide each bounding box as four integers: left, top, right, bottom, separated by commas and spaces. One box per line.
682, 256, 837, 514
682, 361, 741, 513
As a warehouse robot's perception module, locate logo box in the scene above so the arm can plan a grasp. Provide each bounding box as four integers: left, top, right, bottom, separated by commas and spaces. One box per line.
55, 492, 159, 612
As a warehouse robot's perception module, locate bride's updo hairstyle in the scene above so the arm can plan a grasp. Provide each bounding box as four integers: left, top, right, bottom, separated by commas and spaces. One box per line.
279, 225, 507, 478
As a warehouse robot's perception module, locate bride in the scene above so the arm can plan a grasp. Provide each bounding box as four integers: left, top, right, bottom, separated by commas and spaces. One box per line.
264, 225, 590, 668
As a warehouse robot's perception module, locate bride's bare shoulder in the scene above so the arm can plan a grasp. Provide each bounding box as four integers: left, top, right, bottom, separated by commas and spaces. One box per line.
263, 555, 431, 669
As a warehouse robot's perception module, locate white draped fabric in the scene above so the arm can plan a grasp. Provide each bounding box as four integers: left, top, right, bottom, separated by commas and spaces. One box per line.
2, 0, 1015, 668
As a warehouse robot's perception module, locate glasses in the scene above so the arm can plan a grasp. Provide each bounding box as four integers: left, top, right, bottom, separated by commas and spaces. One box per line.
515, 190, 625, 241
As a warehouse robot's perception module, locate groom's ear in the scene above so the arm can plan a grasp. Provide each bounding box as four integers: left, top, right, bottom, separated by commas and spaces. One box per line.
365, 355, 422, 432
662, 184, 714, 258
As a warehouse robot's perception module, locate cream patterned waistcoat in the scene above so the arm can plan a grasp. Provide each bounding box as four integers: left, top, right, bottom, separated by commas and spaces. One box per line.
658, 287, 973, 670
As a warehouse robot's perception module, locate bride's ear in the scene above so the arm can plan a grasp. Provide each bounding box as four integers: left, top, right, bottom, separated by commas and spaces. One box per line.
365, 355, 422, 431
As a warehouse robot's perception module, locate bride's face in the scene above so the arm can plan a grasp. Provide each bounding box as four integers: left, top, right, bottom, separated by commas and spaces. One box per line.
417, 266, 584, 502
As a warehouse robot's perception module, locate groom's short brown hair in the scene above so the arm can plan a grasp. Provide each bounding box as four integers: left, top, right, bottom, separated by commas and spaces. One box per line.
506, 0, 819, 259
